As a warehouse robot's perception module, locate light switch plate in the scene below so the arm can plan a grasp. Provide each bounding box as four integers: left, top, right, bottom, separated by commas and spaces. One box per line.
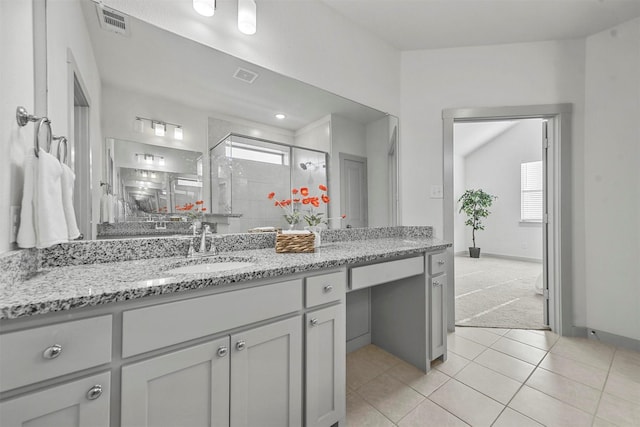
430, 185, 443, 199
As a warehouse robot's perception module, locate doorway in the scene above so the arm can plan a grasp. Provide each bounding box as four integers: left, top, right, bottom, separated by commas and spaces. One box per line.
453, 118, 547, 329
339, 153, 368, 228
443, 104, 574, 336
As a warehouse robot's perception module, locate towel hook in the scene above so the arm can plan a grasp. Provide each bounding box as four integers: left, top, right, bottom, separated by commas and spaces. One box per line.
54, 136, 68, 163
34, 118, 52, 158
16, 106, 41, 127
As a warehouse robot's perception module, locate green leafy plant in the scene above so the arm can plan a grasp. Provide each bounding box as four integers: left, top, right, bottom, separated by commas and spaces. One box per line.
458, 189, 497, 249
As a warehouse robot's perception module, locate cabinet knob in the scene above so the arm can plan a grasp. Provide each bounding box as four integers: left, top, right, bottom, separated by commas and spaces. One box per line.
433, 281, 442, 287
42, 344, 63, 359
86, 384, 103, 400
217, 346, 228, 357
236, 340, 246, 351
310, 318, 319, 327
438, 260, 445, 265
323, 285, 333, 293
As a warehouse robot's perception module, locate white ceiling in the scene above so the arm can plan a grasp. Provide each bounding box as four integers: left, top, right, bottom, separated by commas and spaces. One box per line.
320, 0, 640, 50
454, 121, 517, 157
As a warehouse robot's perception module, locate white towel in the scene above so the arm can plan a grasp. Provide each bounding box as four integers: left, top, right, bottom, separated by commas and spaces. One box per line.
108, 194, 115, 223
61, 163, 81, 240
17, 152, 36, 248
35, 149, 68, 248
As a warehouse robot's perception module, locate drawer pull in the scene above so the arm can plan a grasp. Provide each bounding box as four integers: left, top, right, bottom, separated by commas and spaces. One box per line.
323, 285, 334, 293
310, 318, 319, 327
86, 384, 103, 400
42, 344, 63, 360
437, 260, 445, 266
217, 346, 228, 357
236, 340, 246, 351
433, 281, 442, 287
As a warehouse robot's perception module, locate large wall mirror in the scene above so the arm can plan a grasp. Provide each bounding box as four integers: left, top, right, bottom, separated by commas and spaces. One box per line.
43, 0, 399, 238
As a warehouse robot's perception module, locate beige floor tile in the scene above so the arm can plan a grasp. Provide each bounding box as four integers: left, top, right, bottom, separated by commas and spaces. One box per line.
596, 391, 640, 426
454, 362, 522, 404
448, 334, 487, 360
481, 327, 511, 336
347, 354, 387, 389
398, 399, 469, 427
539, 352, 608, 390
352, 344, 405, 372
454, 327, 502, 346
604, 372, 640, 403
490, 336, 547, 365
356, 373, 425, 423
525, 368, 601, 414
611, 348, 640, 384
474, 348, 536, 382
505, 328, 559, 350
432, 352, 471, 377
387, 360, 451, 397
509, 385, 593, 427
346, 390, 395, 427
492, 408, 544, 427
591, 417, 619, 427
429, 379, 504, 427
549, 337, 615, 370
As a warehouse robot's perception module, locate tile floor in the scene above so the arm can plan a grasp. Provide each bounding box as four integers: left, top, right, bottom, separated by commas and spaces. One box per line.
345, 327, 640, 426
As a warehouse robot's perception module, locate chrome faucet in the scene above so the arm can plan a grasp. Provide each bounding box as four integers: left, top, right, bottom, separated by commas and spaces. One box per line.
200, 225, 210, 253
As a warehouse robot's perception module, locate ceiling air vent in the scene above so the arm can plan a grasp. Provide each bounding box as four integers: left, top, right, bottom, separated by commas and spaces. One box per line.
96, 4, 130, 36
233, 67, 259, 84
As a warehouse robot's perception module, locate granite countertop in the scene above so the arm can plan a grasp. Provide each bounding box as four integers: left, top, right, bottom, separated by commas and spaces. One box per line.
0, 235, 449, 320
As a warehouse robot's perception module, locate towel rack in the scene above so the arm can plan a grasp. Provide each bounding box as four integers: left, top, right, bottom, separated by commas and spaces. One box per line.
54, 136, 68, 163
16, 106, 52, 158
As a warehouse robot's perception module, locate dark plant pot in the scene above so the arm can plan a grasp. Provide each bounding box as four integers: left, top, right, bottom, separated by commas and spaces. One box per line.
469, 247, 481, 258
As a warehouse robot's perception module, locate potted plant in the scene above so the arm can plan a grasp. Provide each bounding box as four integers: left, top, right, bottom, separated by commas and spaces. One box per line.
458, 189, 496, 258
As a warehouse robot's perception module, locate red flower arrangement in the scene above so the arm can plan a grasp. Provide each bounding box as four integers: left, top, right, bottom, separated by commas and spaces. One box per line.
176, 200, 207, 220
268, 185, 345, 227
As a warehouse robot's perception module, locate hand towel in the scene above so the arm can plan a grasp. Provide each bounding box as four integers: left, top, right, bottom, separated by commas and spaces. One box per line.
61, 163, 81, 240
17, 152, 36, 248
35, 149, 69, 248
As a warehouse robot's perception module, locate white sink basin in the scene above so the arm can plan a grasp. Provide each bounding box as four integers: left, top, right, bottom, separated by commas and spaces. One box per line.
165, 262, 254, 275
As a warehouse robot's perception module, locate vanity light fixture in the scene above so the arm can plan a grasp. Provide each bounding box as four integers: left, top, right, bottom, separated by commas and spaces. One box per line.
134, 117, 144, 133
158, 156, 165, 166
238, 0, 257, 35
193, 0, 216, 17
275, 113, 286, 120
174, 126, 183, 140
153, 121, 166, 137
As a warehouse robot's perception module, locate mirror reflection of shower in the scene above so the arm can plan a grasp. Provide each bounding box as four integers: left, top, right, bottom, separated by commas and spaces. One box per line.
299, 161, 326, 171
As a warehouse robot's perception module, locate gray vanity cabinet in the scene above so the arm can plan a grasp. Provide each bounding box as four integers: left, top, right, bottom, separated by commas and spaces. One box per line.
429, 251, 448, 361
120, 337, 231, 427
229, 316, 302, 427
0, 372, 111, 427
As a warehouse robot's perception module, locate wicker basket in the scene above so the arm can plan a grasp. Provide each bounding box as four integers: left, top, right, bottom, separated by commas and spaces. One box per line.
275, 232, 315, 253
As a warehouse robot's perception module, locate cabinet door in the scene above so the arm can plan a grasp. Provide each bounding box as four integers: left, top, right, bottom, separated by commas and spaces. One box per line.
306, 305, 346, 427
0, 372, 110, 427
121, 337, 230, 427
230, 316, 302, 427
430, 274, 447, 360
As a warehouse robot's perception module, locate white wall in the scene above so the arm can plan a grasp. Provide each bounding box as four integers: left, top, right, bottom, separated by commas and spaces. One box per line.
584, 18, 640, 341
0, 0, 35, 253
46, 0, 103, 239
400, 39, 587, 326
453, 153, 465, 251
456, 120, 543, 261
366, 116, 390, 227
101, 0, 401, 116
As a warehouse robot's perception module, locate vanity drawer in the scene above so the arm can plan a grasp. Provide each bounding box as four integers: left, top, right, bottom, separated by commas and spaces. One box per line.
122, 279, 302, 357
350, 256, 424, 291
0, 315, 113, 392
429, 251, 447, 275
305, 270, 346, 308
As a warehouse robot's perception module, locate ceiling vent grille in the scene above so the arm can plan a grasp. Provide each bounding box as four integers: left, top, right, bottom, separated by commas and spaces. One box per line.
233, 68, 259, 84
97, 4, 130, 36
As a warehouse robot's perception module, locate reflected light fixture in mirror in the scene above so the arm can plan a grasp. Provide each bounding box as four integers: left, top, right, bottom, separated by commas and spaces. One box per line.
193, 0, 216, 17
238, 0, 257, 35
174, 126, 184, 140
153, 122, 166, 136
275, 113, 286, 120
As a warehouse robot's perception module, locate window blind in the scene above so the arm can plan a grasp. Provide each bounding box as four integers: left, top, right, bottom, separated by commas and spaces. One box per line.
521, 161, 543, 222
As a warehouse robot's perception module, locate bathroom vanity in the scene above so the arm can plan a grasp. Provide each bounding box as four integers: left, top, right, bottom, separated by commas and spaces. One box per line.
0, 227, 450, 427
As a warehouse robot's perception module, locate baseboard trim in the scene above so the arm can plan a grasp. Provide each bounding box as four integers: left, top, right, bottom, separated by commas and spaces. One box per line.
346, 333, 371, 353
575, 327, 640, 351
454, 251, 542, 263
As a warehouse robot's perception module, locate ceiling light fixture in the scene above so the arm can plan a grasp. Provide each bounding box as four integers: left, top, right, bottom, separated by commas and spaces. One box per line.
238, 0, 257, 35
275, 113, 286, 120
193, 0, 216, 17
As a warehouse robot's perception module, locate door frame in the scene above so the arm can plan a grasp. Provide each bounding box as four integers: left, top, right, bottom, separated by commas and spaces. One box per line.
339, 153, 368, 228
443, 104, 573, 336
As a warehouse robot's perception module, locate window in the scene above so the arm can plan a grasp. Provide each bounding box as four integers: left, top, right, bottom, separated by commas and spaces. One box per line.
521, 161, 543, 222
225, 141, 288, 165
